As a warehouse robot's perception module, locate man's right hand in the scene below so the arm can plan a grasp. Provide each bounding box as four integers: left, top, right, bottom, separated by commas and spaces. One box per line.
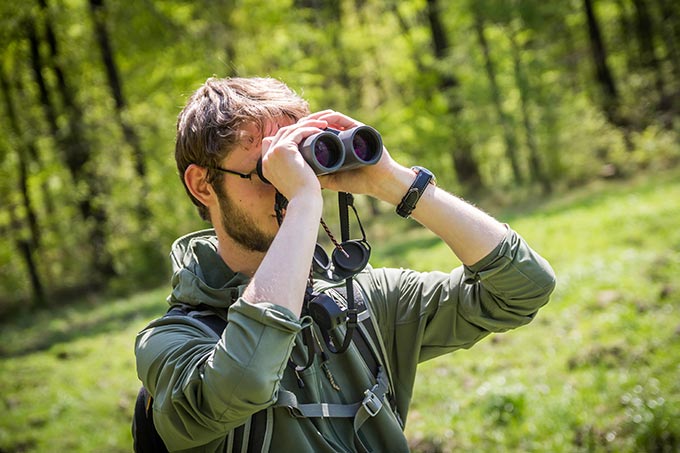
259, 118, 328, 202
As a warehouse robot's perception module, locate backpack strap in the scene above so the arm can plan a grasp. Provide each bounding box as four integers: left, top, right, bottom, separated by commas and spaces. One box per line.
132, 386, 169, 453
226, 407, 273, 453
133, 305, 272, 453
275, 367, 390, 453
276, 367, 389, 419
327, 285, 401, 428
273, 284, 403, 452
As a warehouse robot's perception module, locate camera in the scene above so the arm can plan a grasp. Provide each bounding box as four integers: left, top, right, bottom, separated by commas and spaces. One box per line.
257, 125, 383, 182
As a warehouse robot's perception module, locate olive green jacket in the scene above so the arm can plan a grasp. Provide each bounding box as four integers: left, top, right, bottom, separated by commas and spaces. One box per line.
135, 227, 555, 452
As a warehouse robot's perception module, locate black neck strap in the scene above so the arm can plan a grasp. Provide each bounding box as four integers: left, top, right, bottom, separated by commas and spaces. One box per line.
335, 192, 357, 354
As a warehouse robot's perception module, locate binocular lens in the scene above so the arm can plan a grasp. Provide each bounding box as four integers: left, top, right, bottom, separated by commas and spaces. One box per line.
352, 131, 373, 162
314, 136, 342, 168
353, 134, 369, 161
347, 127, 382, 165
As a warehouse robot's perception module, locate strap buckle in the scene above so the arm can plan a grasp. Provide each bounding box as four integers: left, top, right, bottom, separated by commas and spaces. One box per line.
286, 406, 305, 418
361, 389, 382, 417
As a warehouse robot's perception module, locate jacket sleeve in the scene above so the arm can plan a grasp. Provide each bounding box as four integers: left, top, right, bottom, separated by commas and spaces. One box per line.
135, 299, 305, 450
356, 227, 556, 419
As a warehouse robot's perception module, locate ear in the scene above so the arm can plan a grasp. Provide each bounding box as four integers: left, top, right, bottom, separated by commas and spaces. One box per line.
184, 164, 216, 207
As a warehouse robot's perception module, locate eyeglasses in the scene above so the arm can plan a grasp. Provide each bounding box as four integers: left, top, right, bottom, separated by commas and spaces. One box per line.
208, 165, 259, 181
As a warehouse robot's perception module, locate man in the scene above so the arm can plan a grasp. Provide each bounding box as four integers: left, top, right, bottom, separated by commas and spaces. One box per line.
135, 77, 556, 452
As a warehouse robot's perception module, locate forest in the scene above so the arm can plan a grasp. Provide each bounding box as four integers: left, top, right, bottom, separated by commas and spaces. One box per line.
1, 0, 679, 309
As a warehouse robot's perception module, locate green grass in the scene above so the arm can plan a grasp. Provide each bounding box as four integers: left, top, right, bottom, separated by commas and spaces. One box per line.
0, 290, 169, 452
399, 171, 680, 452
1, 170, 679, 452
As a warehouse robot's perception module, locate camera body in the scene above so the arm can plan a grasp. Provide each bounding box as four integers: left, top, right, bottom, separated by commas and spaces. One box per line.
257, 125, 383, 182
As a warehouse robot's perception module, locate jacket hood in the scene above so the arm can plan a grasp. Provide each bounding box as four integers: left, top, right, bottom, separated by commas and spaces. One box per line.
168, 229, 251, 309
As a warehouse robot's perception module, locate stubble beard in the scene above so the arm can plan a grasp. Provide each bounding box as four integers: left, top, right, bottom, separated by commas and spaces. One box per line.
214, 184, 275, 253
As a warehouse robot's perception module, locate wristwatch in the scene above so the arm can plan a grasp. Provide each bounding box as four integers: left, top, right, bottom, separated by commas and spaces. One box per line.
396, 166, 436, 218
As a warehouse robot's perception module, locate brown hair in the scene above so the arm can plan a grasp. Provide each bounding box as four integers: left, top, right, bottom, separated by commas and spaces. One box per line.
175, 77, 310, 220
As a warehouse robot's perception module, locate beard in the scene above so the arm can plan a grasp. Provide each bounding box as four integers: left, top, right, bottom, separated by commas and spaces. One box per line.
214, 184, 275, 253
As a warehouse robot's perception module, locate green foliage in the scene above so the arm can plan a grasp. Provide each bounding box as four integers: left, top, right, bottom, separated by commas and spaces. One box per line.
1, 0, 679, 313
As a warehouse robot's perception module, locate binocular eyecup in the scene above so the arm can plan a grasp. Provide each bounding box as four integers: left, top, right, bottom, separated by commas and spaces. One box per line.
257, 125, 382, 183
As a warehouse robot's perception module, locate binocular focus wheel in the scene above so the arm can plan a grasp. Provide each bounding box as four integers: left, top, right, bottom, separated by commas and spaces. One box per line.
332, 240, 370, 273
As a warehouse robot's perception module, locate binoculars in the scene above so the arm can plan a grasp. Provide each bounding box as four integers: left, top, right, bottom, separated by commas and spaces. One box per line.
257, 126, 383, 182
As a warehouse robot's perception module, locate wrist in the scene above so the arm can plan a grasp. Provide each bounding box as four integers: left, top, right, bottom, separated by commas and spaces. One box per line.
368, 164, 416, 205
396, 166, 436, 218
286, 191, 323, 217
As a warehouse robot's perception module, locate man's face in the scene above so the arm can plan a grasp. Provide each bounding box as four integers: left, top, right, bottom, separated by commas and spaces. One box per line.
212, 119, 292, 253
213, 179, 275, 253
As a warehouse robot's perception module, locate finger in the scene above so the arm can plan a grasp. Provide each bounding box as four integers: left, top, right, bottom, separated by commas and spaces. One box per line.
280, 126, 330, 148
271, 119, 328, 145
316, 112, 364, 130
303, 110, 335, 121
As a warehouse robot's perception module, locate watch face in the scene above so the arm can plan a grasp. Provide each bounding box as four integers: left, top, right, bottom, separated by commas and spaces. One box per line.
412, 166, 435, 183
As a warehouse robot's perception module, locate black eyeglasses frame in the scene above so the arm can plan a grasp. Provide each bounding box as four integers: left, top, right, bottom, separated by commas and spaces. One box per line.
207, 165, 257, 180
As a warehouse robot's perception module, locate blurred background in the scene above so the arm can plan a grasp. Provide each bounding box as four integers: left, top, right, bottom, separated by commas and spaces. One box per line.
0, 0, 679, 451
1, 0, 678, 306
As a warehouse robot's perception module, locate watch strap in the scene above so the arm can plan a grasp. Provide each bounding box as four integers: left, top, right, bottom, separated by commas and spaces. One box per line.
396, 166, 434, 218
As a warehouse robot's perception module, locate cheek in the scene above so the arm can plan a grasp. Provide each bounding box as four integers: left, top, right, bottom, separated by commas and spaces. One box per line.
236, 189, 273, 215
256, 185, 278, 201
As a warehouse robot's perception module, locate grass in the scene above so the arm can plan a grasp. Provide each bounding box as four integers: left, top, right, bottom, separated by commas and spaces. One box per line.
399, 171, 680, 452
0, 290, 169, 452
1, 169, 679, 452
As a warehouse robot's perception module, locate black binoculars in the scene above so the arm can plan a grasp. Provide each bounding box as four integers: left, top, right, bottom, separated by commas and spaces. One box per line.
257, 126, 383, 182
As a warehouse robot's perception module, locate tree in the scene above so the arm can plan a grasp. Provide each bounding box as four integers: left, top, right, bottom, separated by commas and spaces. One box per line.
582, 0, 629, 130
472, 5, 524, 185
425, 0, 483, 190
0, 64, 46, 305
507, 26, 552, 194
631, 0, 667, 110
88, 0, 150, 217
36, 0, 116, 279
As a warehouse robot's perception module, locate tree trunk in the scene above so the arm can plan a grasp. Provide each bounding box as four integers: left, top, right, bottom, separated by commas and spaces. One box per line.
472, 10, 524, 185
425, 0, 483, 190
583, 0, 619, 115
583, 0, 634, 151
614, 0, 636, 70
0, 66, 42, 250
656, 0, 680, 116
631, 0, 667, 109
583, 0, 622, 125
0, 69, 46, 306
38, 0, 117, 279
27, 17, 58, 138
9, 207, 46, 306
26, 16, 57, 216
508, 31, 552, 195
89, 0, 151, 217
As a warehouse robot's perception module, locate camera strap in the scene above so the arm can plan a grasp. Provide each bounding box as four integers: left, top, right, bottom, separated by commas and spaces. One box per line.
274, 191, 288, 225
335, 192, 358, 354
276, 190, 363, 369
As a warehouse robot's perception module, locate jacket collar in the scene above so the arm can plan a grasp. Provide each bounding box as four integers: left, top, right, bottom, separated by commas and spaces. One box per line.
168, 229, 250, 309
